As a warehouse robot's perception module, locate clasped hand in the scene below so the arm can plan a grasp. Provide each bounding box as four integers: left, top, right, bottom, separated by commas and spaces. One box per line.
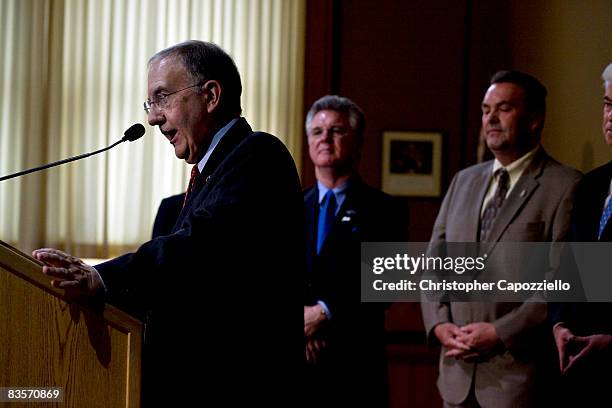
553, 324, 612, 374
304, 304, 328, 365
434, 322, 500, 360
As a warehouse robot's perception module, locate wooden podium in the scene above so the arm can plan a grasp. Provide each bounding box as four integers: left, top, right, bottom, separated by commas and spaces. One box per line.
0, 241, 142, 407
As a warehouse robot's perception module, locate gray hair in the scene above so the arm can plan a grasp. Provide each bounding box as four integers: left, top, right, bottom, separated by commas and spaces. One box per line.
603, 62, 612, 85
305, 95, 365, 144
149, 40, 242, 116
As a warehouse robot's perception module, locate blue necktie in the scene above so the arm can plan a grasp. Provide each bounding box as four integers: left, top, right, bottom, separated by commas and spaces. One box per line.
598, 197, 612, 240
317, 190, 337, 254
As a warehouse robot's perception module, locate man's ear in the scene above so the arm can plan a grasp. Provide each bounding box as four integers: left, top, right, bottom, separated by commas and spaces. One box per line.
528, 112, 544, 134
202, 80, 221, 113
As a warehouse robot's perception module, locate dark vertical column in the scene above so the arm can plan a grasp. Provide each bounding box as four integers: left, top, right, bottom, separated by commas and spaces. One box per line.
301, 0, 342, 187
330, 0, 343, 94
463, 1, 513, 166
458, 0, 473, 170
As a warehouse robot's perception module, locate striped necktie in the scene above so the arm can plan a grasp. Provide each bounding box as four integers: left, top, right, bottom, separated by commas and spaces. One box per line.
480, 168, 509, 242
598, 197, 612, 240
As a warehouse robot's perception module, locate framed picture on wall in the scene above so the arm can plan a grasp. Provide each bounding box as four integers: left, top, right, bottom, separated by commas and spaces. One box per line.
381, 131, 443, 197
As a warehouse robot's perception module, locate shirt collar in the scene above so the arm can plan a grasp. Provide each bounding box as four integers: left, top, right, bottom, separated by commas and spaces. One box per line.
317, 180, 349, 203
491, 145, 540, 189
317, 179, 350, 209
196, 117, 239, 173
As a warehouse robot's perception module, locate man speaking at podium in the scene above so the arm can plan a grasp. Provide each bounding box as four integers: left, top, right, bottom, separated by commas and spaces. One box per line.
32, 40, 304, 406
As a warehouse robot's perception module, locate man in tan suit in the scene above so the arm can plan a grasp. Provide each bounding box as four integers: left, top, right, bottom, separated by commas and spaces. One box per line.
421, 70, 581, 407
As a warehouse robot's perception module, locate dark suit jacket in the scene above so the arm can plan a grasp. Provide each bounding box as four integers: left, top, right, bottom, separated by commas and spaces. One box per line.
552, 161, 612, 333
572, 161, 612, 242
303, 176, 406, 407
421, 148, 581, 407
550, 161, 612, 405
96, 118, 304, 406
151, 193, 184, 239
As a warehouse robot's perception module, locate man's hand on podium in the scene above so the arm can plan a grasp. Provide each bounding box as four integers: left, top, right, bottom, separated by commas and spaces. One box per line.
32, 248, 105, 299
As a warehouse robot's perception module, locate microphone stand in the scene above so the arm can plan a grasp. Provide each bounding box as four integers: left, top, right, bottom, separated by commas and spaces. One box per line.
0, 140, 124, 182
0, 123, 144, 182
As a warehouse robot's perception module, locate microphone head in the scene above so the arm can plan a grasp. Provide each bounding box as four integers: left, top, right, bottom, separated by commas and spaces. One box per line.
122, 123, 146, 142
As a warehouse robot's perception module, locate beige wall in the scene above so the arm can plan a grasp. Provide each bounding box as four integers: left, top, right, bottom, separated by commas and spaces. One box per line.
509, 0, 612, 172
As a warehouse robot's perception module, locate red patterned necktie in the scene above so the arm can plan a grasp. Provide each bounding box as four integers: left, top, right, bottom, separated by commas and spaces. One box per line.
182, 165, 200, 208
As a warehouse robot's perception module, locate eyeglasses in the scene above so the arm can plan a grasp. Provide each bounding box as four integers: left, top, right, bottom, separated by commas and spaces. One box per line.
143, 84, 201, 114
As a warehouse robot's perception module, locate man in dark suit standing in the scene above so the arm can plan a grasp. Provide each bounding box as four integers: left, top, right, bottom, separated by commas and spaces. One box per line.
151, 192, 184, 238
303, 95, 404, 407
421, 71, 581, 407
33, 40, 303, 406
552, 62, 612, 406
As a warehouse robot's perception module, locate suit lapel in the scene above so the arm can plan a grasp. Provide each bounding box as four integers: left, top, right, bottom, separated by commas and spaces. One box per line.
313, 176, 363, 255
327, 176, 364, 242
469, 165, 493, 242
304, 188, 318, 262
335, 179, 359, 221
599, 163, 612, 240
199, 118, 251, 183
486, 149, 547, 244
172, 118, 250, 231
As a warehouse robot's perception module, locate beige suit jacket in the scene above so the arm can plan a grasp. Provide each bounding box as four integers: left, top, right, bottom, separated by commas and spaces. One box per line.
421, 148, 581, 407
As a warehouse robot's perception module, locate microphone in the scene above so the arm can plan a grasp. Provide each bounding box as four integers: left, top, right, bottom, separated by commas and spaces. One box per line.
122, 123, 146, 142
0, 124, 145, 182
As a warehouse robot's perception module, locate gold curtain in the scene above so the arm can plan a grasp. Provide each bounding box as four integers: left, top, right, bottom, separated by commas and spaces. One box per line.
0, 0, 305, 257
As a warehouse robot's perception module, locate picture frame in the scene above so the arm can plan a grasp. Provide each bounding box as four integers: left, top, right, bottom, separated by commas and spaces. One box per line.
381, 131, 443, 197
